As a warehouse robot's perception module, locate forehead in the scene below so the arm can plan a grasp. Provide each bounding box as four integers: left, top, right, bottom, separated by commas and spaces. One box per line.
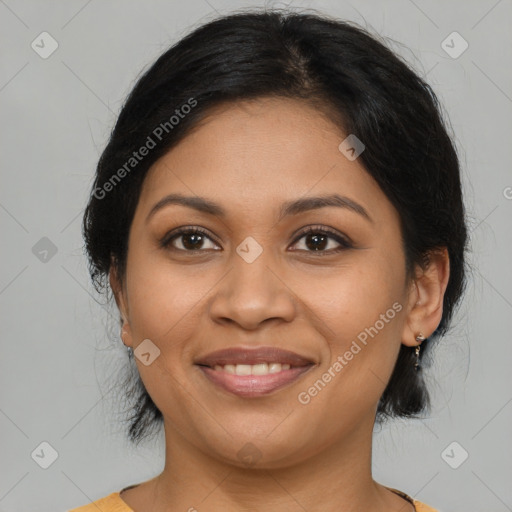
136, 97, 393, 224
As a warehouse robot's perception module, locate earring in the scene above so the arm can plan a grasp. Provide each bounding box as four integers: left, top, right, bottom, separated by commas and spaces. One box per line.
120, 325, 129, 347
414, 333, 425, 371
121, 331, 132, 354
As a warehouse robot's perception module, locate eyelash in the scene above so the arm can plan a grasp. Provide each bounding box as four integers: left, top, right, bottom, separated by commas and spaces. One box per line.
159, 225, 353, 256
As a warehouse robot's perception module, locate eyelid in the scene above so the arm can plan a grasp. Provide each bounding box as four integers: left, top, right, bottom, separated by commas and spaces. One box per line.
159, 225, 220, 250
291, 224, 353, 247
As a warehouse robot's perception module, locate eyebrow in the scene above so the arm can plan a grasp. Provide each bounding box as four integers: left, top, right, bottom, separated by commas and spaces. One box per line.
145, 193, 372, 224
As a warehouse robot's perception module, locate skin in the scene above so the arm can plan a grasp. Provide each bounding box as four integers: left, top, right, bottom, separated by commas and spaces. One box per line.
110, 97, 450, 512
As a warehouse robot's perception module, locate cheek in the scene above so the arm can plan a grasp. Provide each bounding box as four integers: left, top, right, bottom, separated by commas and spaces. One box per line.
125, 252, 208, 341
305, 257, 406, 341
291, 265, 406, 437
123, 257, 207, 414
297, 253, 407, 409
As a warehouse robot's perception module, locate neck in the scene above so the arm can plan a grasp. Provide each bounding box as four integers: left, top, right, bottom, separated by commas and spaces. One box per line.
141, 413, 404, 512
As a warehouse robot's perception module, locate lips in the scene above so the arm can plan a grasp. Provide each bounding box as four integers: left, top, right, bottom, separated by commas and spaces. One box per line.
194, 346, 316, 398
194, 346, 315, 367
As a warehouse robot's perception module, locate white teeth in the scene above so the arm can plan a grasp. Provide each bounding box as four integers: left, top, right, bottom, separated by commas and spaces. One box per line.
252, 363, 268, 375
235, 364, 252, 376
224, 364, 236, 374
212, 362, 293, 375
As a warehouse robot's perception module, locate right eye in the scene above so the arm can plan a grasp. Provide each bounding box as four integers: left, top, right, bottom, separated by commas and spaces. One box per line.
160, 227, 221, 252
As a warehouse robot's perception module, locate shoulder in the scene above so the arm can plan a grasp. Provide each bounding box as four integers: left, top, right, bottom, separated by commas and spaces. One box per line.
67, 491, 133, 512
386, 486, 440, 512
413, 500, 441, 512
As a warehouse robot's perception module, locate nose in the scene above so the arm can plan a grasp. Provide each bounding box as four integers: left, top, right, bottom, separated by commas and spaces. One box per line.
208, 251, 296, 330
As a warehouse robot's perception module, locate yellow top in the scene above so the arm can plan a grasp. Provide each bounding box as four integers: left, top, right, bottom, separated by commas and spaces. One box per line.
68, 485, 439, 511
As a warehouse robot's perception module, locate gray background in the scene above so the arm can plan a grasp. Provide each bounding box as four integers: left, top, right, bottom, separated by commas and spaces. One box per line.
1, 0, 511, 511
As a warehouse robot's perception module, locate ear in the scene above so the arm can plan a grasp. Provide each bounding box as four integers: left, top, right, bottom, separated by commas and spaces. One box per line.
401, 248, 450, 346
109, 262, 134, 349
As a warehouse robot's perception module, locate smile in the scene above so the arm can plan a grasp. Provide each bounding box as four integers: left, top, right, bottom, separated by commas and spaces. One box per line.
197, 364, 314, 397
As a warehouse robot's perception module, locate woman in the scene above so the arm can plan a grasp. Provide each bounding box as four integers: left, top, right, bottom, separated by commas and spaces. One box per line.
71, 9, 467, 512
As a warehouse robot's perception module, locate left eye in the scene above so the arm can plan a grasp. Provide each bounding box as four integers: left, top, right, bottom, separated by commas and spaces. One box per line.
290, 227, 352, 254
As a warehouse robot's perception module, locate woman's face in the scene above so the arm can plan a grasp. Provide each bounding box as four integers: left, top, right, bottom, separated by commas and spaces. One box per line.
114, 97, 419, 468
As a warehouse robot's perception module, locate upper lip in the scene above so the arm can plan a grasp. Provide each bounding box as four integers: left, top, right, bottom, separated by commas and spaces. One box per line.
194, 346, 315, 367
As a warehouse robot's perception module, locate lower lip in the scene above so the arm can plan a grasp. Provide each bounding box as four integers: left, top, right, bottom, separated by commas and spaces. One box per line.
197, 365, 314, 397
